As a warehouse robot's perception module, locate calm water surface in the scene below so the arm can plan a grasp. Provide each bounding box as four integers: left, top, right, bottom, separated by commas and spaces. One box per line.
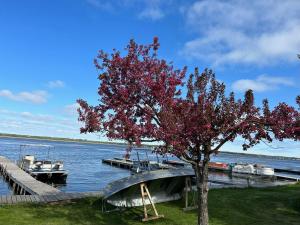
0, 137, 299, 195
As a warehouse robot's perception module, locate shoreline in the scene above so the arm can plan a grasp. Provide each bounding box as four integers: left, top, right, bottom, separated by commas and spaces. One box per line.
218, 151, 300, 161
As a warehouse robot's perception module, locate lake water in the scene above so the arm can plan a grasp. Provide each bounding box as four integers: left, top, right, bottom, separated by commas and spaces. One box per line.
0, 137, 299, 195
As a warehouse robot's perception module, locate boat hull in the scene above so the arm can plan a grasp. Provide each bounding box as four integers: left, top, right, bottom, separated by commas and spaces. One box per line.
103, 169, 195, 207
30, 171, 68, 183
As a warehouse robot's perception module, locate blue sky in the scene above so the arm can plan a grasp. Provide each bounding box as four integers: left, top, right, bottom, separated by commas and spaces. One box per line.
0, 0, 299, 157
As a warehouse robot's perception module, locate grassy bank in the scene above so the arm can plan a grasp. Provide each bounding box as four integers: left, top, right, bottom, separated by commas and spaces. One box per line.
0, 184, 299, 225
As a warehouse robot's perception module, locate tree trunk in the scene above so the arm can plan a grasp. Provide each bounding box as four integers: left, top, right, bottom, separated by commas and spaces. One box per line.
194, 152, 210, 225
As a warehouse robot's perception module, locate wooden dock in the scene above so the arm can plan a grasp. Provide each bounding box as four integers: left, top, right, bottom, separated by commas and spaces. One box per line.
275, 173, 300, 181
102, 158, 173, 170
0, 191, 103, 204
102, 158, 134, 169
274, 168, 300, 175
0, 156, 61, 195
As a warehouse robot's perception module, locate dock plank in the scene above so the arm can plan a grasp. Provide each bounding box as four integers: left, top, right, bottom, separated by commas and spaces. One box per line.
0, 195, 6, 204
25, 195, 33, 202
29, 195, 38, 202
10, 195, 17, 204
15, 195, 22, 203
44, 195, 57, 202
6, 195, 12, 204
19, 195, 28, 202
37, 195, 47, 203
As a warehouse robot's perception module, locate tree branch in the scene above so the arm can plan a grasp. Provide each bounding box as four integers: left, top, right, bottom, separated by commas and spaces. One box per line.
211, 133, 235, 154
136, 104, 161, 126
180, 155, 196, 165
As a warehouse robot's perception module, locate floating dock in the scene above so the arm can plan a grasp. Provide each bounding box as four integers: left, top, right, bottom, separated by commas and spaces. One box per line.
274, 168, 300, 175
275, 173, 300, 181
102, 158, 173, 170
102, 158, 134, 169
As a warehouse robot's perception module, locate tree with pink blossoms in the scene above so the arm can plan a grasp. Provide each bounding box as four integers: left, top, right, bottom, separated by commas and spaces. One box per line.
77, 38, 300, 225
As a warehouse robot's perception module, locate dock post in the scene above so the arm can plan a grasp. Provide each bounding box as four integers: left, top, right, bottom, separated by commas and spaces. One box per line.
12, 182, 16, 193
18, 185, 22, 195
16, 184, 20, 194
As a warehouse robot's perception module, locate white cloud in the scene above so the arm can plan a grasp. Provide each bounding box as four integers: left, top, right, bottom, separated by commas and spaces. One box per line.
0, 108, 102, 140
86, 0, 114, 11
0, 89, 48, 104
64, 103, 80, 116
232, 75, 294, 92
20, 111, 34, 118
181, 0, 300, 66
138, 7, 164, 20
86, 0, 172, 21
20, 111, 54, 121
47, 80, 65, 88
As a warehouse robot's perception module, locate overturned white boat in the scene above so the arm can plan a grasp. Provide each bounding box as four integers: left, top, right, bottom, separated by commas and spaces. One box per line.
102, 168, 195, 207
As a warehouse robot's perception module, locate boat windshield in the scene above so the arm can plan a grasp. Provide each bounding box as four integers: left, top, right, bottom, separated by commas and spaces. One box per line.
18, 144, 56, 162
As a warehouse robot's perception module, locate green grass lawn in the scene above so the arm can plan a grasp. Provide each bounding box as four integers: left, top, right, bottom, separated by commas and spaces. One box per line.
0, 183, 299, 225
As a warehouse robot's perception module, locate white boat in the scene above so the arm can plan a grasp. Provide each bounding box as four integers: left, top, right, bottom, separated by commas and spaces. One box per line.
232, 163, 274, 176
17, 144, 68, 183
232, 164, 255, 174
255, 165, 275, 176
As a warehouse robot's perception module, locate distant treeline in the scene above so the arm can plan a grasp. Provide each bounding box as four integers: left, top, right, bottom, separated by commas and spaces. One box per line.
0, 133, 154, 148
219, 151, 300, 161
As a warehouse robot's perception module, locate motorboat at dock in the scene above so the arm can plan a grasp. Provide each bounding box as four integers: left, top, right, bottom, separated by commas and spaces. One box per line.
231, 163, 275, 176
17, 144, 68, 183
208, 162, 230, 171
